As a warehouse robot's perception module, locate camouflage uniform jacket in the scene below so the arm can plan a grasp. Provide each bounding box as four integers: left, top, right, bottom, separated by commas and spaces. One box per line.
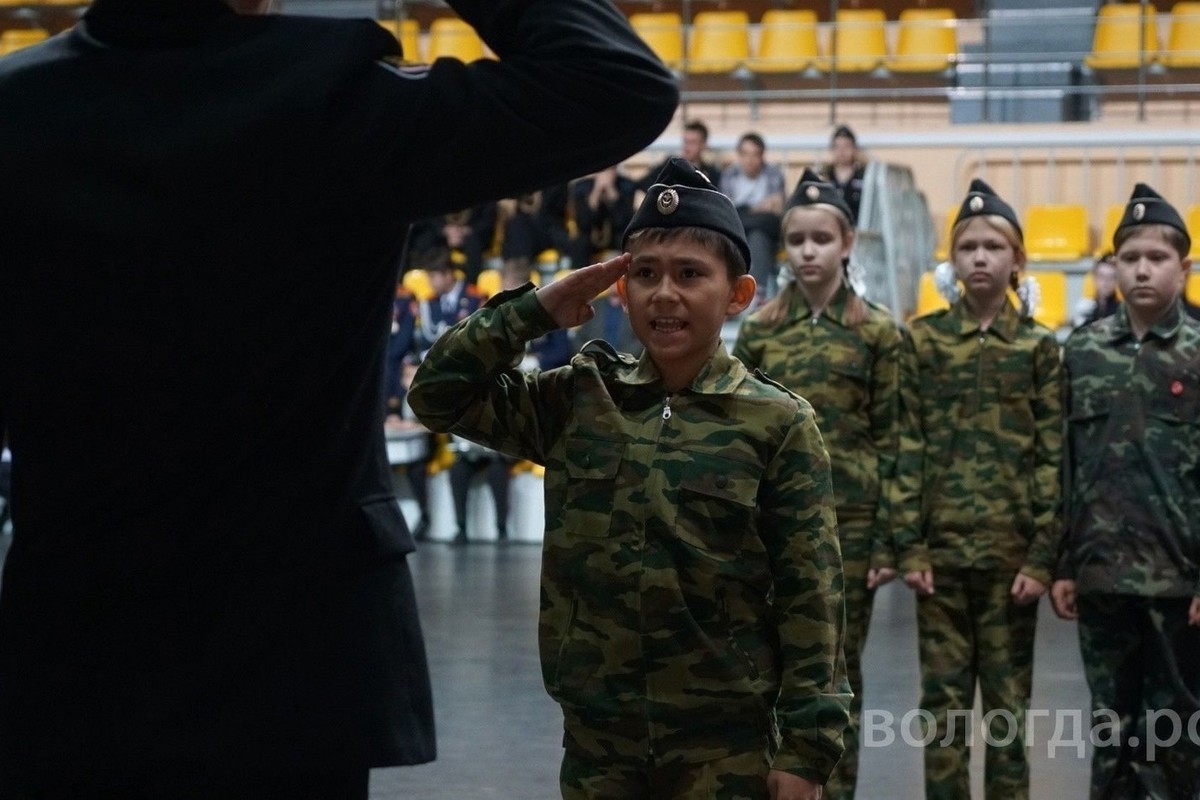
1060, 303, 1200, 597
408, 285, 850, 783
892, 297, 1063, 583
733, 284, 902, 569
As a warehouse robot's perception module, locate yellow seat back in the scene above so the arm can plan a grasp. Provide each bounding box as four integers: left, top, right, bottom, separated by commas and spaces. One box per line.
934, 206, 959, 262
916, 270, 950, 316
687, 11, 751, 74
751, 10, 820, 73
402, 269, 436, 302
1028, 270, 1069, 329
1165, 2, 1200, 68
1187, 204, 1200, 260
889, 8, 957, 73
629, 12, 684, 69
821, 9, 888, 73
1096, 204, 1125, 256
1025, 204, 1090, 261
1085, 4, 1159, 70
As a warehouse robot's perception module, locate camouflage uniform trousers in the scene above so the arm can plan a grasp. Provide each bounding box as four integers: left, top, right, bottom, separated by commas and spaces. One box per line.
917, 566, 1037, 800
560, 746, 772, 800
1077, 594, 1200, 800
823, 514, 877, 800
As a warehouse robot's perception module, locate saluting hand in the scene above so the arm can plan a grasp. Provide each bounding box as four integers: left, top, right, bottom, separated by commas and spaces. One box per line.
535, 252, 630, 329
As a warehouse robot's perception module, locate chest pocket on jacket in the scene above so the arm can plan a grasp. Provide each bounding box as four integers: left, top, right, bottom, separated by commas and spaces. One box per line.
675, 453, 761, 562
1143, 372, 1200, 471
562, 436, 624, 538
824, 356, 871, 415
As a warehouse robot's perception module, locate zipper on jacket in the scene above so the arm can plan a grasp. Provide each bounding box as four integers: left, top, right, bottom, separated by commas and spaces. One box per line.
662, 394, 672, 421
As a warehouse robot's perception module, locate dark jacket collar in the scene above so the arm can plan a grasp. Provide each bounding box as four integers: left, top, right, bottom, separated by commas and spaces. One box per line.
82, 0, 235, 48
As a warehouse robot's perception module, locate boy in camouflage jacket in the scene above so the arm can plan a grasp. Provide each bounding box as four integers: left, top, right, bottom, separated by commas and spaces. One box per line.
1052, 184, 1200, 799
409, 159, 849, 799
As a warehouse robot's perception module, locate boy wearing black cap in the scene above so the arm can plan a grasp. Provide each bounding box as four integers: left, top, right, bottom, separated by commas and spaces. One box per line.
409, 158, 849, 799
894, 179, 1062, 800
1052, 184, 1200, 800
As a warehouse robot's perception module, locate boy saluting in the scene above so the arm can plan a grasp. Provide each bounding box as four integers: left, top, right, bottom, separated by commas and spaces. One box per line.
409, 159, 849, 800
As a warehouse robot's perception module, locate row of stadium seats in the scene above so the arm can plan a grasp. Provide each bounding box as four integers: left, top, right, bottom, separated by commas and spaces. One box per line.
934, 203, 1200, 263
401, 266, 576, 302
1087, 1, 1200, 70
626, 3, 1200, 77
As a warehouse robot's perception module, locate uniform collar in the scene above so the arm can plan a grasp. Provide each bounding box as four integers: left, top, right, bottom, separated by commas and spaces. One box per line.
788, 281, 851, 327
950, 295, 1020, 342
628, 340, 748, 394
83, 0, 235, 47
1108, 300, 1185, 344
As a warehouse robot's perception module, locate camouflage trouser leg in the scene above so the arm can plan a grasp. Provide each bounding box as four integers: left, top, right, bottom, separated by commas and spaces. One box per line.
917, 567, 1037, 800
1077, 594, 1200, 800
560, 748, 771, 800
824, 516, 876, 800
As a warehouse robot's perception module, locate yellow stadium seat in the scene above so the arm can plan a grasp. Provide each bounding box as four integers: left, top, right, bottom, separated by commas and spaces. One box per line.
687, 10, 751, 74
934, 206, 958, 262
1187, 272, 1200, 305
819, 9, 888, 73
1028, 270, 1069, 329
0, 28, 48, 57
1024, 204, 1090, 261
1187, 204, 1200, 260
376, 18, 421, 63
888, 8, 957, 73
402, 268, 436, 301
1096, 204, 1125, 257
475, 268, 502, 298
750, 10, 821, 73
916, 270, 949, 316
629, 12, 684, 70
1164, 2, 1200, 68
427, 17, 485, 63
1085, 4, 1159, 70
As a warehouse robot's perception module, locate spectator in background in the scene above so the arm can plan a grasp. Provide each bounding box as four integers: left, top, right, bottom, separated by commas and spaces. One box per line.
415, 248, 485, 356
1072, 252, 1120, 329
819, 124, 867, 224
570, 165, 636, 269
634, 119, 723, 192
501, 182, 573, 274
407, 203, 498, 285
385, 285, 419, 417
720, 131, 787, 302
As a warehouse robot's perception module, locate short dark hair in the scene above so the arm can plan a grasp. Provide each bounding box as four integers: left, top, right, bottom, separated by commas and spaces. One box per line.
683, 120, 709, 141
831, 124, 857, 146
737, 132, 765, 154
626, 226, 747, 281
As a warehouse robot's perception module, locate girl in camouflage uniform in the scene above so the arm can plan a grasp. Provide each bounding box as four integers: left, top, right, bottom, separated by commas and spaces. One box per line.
895, 179, 1062, 800
733, 168, 902, 800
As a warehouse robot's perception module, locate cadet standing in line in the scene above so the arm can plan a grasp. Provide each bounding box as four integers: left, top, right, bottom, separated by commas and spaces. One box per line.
893, 180, 1063, 800
733, 168, 902, 800
1052, 184, 1200, 800
409, 159, 849, 800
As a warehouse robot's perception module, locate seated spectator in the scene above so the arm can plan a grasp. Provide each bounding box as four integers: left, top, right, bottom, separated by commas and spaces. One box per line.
720, 132, 786, 301
818, 124, 867, 223
1072, 252, 1120, 329
414, 248, 486, 356
570, 165, 636, 268
634, 119, 722, 192
500, 182, 572, 273
385, 285, 419, 417
407, 203, 498, 286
